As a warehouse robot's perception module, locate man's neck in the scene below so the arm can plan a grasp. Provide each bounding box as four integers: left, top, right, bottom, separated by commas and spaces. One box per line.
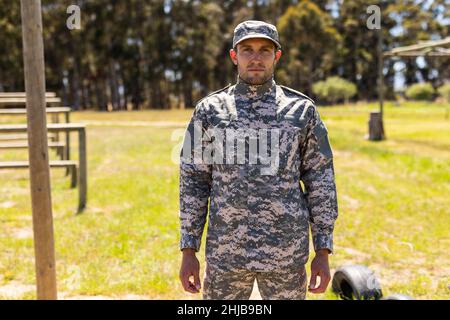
235, 75, 276, 99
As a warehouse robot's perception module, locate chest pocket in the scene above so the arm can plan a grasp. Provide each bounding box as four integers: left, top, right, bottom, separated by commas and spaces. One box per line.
277, 114, 309, 171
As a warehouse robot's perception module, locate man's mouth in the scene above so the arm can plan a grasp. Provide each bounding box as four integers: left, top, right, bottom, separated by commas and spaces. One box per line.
248, 68, 264, 71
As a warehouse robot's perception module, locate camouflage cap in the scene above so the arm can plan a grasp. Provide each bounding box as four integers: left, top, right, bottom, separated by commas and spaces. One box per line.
232, 20, 281, 49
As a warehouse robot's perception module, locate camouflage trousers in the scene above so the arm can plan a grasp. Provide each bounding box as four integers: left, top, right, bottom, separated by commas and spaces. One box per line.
203, 265, 307, 300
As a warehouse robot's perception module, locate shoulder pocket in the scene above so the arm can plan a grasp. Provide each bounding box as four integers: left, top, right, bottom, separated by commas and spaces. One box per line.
284, 114, 307, 128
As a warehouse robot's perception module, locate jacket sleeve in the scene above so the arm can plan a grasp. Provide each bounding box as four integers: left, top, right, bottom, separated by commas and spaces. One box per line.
300, 103, 338, 253
179, 102, 212, 252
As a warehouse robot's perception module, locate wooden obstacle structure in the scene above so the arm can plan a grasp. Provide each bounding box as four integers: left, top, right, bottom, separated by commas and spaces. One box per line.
0, 122, 87, 211
0, 106, 72, 161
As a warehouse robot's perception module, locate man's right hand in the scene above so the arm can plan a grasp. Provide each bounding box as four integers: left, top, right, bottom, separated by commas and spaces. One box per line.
179, 248, 201, 293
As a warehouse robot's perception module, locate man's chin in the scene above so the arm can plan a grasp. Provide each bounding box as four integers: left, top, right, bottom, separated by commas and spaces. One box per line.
241, 76, 269, 85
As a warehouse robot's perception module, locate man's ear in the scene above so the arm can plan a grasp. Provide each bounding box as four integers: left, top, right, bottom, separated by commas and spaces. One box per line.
230, 49, 238, 65
275, 49, 282, 61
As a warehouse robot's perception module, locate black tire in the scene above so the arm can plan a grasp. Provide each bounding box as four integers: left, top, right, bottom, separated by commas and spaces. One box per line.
331, 265, 383, 300
382, 294, 415, 300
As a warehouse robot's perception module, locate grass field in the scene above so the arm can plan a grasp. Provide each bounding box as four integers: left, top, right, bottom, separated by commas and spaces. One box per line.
0, 101, 448, 299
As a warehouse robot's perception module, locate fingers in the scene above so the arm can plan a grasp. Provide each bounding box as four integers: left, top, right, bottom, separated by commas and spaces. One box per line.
180, 266, 201, 294
308, 271, 331, 294
187, 275, 200, 293
180, 273, 200, 293
193, 272, 202, 291
308, 271, 317, 292
316, 273, 330, 293
179, 272, 190, 292
180, 254, 201, 294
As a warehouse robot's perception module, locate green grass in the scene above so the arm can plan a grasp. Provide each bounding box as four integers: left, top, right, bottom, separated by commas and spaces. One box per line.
0, 101, 448, 299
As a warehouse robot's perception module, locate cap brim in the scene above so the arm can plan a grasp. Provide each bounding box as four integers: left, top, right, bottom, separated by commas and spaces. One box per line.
234, 34, 281, 49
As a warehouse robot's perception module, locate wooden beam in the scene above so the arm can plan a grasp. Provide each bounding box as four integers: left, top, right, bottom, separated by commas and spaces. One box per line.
20, 0, 57, 300
0, 160, 78, 188
0, 97, 61, 107
0, 123, 85, 133
0, 107, 71, 114
0, 92, 56, 98
0, 133, 58, 141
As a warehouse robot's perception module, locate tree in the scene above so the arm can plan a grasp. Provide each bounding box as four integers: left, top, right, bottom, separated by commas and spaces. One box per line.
0, 1, 23, 91
335, 0, 397, 100
277, 0, 341, 96
313, 76, 357, 104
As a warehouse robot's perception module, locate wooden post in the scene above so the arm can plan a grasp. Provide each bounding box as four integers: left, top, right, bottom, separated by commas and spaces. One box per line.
52, 113, 61, 158
20, 0, 57, 299
64, 112, 70, 176
65, 111, 71, 161
78, 128, 87, 212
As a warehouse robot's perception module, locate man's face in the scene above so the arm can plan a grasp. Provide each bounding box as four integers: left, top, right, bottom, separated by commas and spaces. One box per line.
230, 38, 282, 85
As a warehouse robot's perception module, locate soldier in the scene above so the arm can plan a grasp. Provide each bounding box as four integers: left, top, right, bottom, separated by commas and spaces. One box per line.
179, 20, 338, 300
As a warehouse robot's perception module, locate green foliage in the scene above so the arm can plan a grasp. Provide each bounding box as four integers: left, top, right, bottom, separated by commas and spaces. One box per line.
277, 0, 341, 95
313, 77, 357, 104
437, 83, 450, 101
405, 83, 435, 101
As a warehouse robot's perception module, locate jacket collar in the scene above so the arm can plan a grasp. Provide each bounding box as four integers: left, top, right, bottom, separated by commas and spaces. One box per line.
235, 75, 276, 99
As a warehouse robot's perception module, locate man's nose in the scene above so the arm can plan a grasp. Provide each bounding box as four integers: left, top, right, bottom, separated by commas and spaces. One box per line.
249, 52, 264, 61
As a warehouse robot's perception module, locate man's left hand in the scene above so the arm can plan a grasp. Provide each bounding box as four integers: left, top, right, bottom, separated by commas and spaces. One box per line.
308, 249, 331, 294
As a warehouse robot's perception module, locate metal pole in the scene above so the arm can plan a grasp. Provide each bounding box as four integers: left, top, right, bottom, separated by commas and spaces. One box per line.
377, 26, 385, 140
378, 28, 384, 118
20, 0, 57, 300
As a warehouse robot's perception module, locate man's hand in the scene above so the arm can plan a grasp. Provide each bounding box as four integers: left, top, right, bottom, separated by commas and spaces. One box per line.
179, 248, 201, 294
308, 249, 331, 294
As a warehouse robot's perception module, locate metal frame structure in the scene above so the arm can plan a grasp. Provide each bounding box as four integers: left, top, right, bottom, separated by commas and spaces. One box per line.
373, 36, 450, 141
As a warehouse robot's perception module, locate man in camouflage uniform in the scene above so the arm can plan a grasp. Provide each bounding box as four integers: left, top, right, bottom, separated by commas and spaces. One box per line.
179, 20, 338, 300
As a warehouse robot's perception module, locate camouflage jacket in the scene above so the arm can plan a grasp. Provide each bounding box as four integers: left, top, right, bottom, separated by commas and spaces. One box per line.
179, 77, 338, 272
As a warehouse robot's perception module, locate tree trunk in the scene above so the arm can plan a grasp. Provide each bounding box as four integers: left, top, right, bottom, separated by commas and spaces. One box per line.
108, 60, 120, 110
95, 78, 108, 111
81, 80, 89, 110
61, 70, 69, 106
183, 74, 193, 108
70, 66, 80, 111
